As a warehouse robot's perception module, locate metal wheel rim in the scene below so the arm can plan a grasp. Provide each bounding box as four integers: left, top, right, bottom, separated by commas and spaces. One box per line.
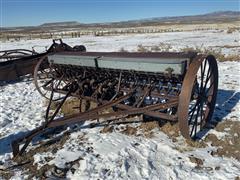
34, 56, 70, 101
34, 55, 52, 100
178, 55, 218, 140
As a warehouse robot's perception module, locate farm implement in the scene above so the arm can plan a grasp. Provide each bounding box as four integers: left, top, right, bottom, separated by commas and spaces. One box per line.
0, 39, 86, 81
11, 43, 218, 157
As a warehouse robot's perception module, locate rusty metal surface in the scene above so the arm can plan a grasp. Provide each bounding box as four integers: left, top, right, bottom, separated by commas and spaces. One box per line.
48, 98, 178, 128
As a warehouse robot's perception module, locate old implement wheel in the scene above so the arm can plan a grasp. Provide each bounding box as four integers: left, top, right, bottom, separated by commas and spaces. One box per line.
34, 55, 52, 99
34, 56, 67, 101
178, 55, 218, 139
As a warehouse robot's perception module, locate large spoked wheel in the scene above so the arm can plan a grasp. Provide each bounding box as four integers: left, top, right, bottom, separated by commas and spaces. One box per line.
178, 55, 218, 140
34, 55, 53, 100
34, 56, 67, 101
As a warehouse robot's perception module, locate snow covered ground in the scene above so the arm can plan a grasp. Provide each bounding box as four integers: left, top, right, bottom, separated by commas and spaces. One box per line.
0, 31, 240, 179
1, 30, 239, 55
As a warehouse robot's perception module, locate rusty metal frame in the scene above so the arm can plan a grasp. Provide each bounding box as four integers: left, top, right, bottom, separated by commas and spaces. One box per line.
10, 47, 218, 157
12, 83, 178, 156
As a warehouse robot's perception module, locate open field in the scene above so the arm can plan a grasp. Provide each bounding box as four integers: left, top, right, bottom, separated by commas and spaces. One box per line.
1, 21, 239, 42
1, 29, 239, 61
0, 30, 240, 179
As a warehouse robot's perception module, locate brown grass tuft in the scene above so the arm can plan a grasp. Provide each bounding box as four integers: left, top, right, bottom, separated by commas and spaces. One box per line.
119, 47, 128, 52
120, 125, 138, 136
205, 120, 240, 161
160, 122, 180, 138
180, 46, 240, 62
137, 44, 149, 52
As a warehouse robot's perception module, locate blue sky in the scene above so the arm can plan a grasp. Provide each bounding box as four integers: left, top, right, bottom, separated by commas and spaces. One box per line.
1, 0, 239, 27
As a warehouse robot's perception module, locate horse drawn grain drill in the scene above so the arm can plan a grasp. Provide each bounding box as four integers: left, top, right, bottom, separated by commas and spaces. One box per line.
11, 42, 218, 156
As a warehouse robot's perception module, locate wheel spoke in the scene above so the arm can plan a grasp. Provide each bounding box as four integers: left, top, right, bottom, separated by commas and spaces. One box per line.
189, 101, 199, 126
42, 79, 53, 89
199, 64, 203, 92
202, 68, 212, 94
190, 59, 211, 137
200, 102, 205, 129
191, 103, 201, 137
200, 59, 207, 92
189, 105, 197, 126
43, 90, 48, 96
205, 80, 214, 95
189, 101, 198, 116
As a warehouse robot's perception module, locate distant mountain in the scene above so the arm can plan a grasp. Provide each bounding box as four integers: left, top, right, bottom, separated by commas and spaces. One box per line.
1, 11, 239, 32
39, 21, 81, 27
107, 11, 240, 27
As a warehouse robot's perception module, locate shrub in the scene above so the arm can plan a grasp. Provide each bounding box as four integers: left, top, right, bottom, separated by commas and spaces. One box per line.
137, 44, 149, 52
180, 46, 239, 62
119, 47, 128, 52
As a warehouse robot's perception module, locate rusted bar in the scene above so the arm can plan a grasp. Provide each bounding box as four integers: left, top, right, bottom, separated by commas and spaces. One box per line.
47, 99, 178, 128
114, 104, 178, 121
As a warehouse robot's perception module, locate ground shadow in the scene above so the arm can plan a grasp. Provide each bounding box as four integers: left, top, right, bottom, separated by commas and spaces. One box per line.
197, 89, 239, 139
0, 76, 33, 87
213, 89, 239, 121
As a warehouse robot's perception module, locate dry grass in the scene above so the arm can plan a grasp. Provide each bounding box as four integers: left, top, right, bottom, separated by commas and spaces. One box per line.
100, 126, 114, 133
9, 131, 72, 179
120, 125, 138, 136
180, 46, 240, 62
137, 44, 149, 52
138, 120, 160, 138
119, 47, 128, 52
137, 43, 173, 53
227, 27, 240, 34
151, 43, 172, 52
189, 156, 204, 167
223, 54, 240, 61
160, 122, 179, 138
205, 120, 240, 161
47, 97, 99, 117
60, 97, 82, 116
